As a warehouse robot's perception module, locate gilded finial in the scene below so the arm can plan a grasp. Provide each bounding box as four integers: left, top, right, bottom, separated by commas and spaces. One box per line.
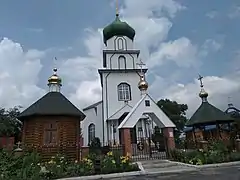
48, 57, 62, 92
137, 59, 148, 93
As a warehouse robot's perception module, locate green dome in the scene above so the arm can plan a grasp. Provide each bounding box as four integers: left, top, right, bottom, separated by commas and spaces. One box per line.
103, 14, 135, 44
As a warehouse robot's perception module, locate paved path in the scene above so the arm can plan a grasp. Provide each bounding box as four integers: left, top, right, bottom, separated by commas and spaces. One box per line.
109, 165, 240, 180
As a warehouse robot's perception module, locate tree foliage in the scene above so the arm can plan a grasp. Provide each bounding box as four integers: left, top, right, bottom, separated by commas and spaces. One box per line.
157, 99, 188, 140
0, 106, 22, 140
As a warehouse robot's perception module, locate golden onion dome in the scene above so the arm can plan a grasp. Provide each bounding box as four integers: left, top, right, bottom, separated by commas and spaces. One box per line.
48, 68, 62, 86
199, 88, 208, 98
138, 75, 148, 91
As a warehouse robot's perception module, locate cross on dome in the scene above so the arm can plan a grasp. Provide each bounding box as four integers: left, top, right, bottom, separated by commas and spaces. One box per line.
197, 74, 208, 102
198, 74, 204, 87
136, 59, 146, 75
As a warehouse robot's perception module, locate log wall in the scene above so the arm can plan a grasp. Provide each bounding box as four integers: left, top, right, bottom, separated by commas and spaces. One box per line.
22, 116, 80, 161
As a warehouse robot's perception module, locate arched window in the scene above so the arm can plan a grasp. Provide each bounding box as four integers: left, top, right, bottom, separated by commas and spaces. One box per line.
118, 83, 131, 101
117, 38, 124, 50
118, 56, 126, 69
88, 123, 95, 144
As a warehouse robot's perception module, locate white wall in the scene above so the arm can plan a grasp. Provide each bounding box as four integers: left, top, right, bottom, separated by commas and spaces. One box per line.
102, 72, 142, 120
81, 102, 103, 146
105, 53, 138, 69
106, 36, 134, 50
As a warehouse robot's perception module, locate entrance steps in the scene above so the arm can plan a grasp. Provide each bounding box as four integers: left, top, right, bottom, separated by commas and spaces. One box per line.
140, 160, 197, 173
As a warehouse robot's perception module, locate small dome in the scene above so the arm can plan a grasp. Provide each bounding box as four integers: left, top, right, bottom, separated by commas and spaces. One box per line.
138, 75, 148, 91
199, 88, 208, 98
48, 68, 62, 86
103, 14, 135, 44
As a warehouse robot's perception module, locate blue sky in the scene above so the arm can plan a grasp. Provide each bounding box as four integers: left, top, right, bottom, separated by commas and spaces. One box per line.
0, 0, 239, 115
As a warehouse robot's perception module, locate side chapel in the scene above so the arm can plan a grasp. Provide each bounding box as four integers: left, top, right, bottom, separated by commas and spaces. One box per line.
184, 75, 234, 143
18, 68, 86, 160
81, 10, 176, 154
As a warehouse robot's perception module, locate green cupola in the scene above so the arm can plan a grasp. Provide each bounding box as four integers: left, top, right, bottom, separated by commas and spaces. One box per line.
103, 14, 136, 45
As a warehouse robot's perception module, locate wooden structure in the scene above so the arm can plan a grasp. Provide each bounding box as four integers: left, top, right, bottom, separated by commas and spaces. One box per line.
18, 68, 85, 160
184, 75, 234, 145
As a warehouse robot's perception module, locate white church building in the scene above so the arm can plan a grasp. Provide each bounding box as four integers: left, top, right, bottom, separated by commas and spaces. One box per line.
81, 12, 175, 147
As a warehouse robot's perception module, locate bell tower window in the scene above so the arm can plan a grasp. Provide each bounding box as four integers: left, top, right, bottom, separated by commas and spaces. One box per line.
118, 56, 126, 69
117, 38, 124, 50
118, 83, 131, 101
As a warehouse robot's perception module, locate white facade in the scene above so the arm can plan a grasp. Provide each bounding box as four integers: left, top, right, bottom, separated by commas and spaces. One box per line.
81, 33, 175, 147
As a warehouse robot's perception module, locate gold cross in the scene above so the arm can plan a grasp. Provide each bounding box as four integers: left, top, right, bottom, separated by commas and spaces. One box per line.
136, 59, 146, 74
198, 74, 204, 87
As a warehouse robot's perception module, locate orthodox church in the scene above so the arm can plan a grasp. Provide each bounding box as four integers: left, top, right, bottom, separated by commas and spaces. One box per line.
81, 11, 175, 147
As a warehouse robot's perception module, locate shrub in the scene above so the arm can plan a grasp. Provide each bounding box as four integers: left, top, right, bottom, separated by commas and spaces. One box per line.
171, 140, 240, 165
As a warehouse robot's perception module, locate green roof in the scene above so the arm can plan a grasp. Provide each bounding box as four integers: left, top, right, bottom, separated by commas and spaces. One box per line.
186, 102, 234, 126
18, 92, 85, 120
103, 14, 135, 44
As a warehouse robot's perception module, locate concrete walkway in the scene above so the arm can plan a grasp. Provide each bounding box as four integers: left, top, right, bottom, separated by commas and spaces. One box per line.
58, 160, 240, 180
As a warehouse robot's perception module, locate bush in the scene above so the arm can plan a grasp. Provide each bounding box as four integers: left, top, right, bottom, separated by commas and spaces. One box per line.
171, 141, 240, 165
0, 149, 139, 179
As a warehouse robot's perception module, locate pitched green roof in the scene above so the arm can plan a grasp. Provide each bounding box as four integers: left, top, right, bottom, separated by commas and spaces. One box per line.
18, 92, 85, 120
103, 14, 135, 44
186, 102, 234, 126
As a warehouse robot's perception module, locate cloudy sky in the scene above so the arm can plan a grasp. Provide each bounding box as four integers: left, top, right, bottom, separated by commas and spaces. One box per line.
0, 0, 240, 117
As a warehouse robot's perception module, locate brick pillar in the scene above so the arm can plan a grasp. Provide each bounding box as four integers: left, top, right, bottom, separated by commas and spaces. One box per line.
163, 127, 175, 150
120, 128, 132, 156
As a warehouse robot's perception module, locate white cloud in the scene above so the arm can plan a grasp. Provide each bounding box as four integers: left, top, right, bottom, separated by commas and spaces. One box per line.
69, 79, 102, 107
0, 37, 45, 109
202, 39, 222, 52
206, 11, 218, 19
148, 37, 198, 68
228, 6, 240, 19
122, 0, 186, 18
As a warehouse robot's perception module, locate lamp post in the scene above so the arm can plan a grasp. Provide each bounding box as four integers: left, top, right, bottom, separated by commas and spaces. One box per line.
146, 117, 152, 158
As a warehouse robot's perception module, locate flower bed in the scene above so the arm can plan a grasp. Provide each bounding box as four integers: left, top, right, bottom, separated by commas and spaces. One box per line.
0, 150, 139, 180
171, 141, 240, 165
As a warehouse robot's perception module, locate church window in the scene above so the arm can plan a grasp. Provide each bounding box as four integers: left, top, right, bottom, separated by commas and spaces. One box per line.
44, 122, 57, 145
118, 83, 131, 101
117, 38, 124, 50
88, 123, 95, 144
118, 56, 126, 69
145, 100, 150, 107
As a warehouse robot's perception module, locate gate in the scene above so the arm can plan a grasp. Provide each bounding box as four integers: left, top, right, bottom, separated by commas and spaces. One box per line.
131, 129, 169, 161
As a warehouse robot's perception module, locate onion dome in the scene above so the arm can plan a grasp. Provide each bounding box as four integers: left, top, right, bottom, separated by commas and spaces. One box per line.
138, 74, 148, 91
48, 68, 62, 86
199, 88, 208, 99
48, 68, 62, 92
103, 14, 135, 44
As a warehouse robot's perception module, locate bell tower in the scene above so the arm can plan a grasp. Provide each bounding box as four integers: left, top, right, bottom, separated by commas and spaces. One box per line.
99, 2, 148, 144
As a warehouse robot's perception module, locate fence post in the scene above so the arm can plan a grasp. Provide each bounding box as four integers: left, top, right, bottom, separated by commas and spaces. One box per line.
236, 139, 240, 152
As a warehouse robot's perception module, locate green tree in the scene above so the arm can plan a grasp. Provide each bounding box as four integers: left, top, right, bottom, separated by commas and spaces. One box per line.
157, 99, 188, 141
0, 106, 22, 141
